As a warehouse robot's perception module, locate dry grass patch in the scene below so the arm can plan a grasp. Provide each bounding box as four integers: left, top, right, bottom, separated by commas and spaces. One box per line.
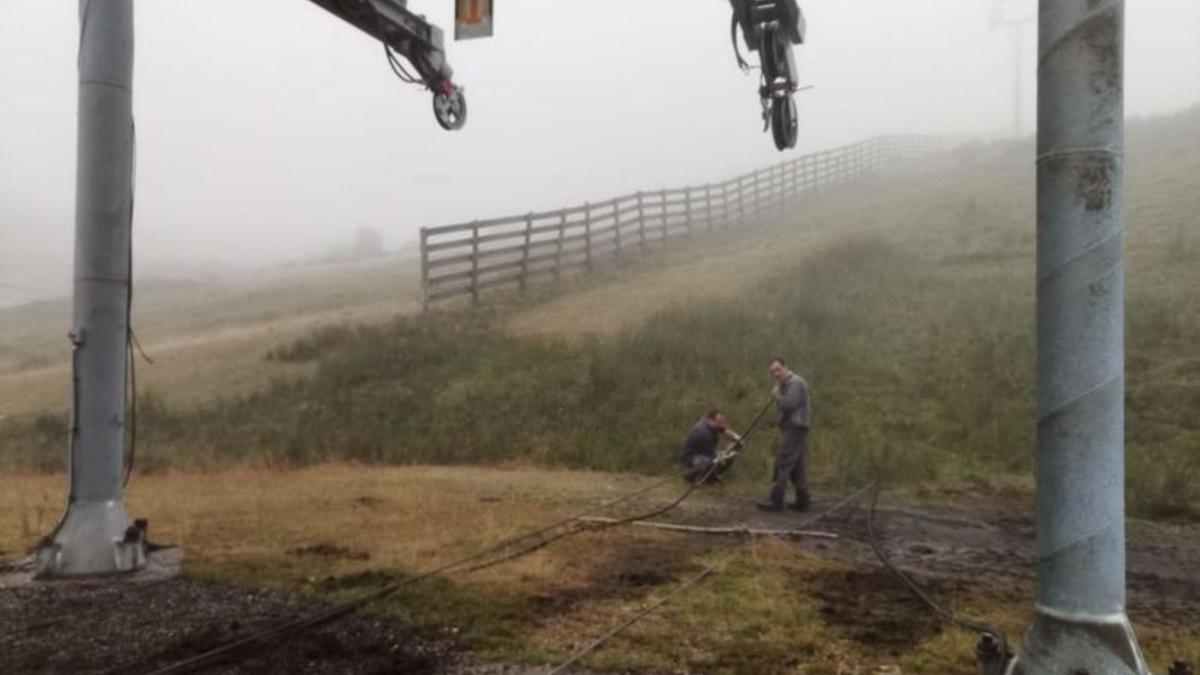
0, 300, 414, 420
4, 465, 1196, 673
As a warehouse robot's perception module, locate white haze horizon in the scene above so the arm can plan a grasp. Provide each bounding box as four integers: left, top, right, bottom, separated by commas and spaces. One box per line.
2, 0, 1198, 305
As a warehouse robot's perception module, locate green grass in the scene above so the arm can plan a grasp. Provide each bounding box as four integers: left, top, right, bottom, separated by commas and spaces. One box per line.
5, 232, 1196, 517
3, 108, 1198, 520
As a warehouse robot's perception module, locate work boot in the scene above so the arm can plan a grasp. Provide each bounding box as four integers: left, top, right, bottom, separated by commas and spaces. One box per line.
789, 493, 811, 511
756, 500, 783, 512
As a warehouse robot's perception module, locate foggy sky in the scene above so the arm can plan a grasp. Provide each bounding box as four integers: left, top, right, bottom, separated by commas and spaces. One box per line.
2, 0, 1198, 300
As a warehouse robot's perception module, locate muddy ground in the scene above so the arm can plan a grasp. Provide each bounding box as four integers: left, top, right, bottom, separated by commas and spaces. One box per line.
2, 489, 1197, 674
721, 489, 1200, 630
0, 575, 564, 675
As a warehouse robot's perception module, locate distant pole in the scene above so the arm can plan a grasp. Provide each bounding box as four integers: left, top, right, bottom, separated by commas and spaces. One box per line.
991, 1, 1034, 137
36, 0, 146, 577
1012, 20, 1023, 136
1012, 0, 1146, 671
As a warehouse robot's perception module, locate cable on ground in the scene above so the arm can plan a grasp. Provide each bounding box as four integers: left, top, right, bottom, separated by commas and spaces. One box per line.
143, 469, 708, 675
144, 400, 776, 674
544, 480, 880, 673
866, 484, 1009, 657
547, 564, 719, 675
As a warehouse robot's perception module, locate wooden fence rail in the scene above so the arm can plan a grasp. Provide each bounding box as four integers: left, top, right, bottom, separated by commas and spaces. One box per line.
420, 134, 937, 308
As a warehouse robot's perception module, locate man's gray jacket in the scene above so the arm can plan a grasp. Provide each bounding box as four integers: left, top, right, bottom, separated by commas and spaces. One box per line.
777, 371, 811, 429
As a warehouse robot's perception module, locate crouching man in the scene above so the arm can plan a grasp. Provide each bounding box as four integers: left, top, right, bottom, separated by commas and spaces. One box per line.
680, 409, 743, 484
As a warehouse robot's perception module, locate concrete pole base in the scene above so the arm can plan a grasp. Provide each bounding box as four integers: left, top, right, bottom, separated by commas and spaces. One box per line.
1008, 606, 1149, 675
34, 501, 146, 578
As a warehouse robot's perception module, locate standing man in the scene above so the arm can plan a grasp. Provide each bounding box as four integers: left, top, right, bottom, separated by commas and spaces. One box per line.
680, 409, 743, 484
758, 357, 812, 511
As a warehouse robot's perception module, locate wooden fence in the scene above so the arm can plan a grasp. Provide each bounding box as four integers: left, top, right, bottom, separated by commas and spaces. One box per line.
420, 135, 937, 307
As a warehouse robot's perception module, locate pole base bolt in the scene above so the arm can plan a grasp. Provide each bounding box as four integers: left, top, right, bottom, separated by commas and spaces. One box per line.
1169, 661, 1194, 675
976, 633, 1008, 675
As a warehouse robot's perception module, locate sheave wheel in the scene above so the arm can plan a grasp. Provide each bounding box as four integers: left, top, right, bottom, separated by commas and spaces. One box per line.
771, 94, 798, 151
433, 86, 467, 131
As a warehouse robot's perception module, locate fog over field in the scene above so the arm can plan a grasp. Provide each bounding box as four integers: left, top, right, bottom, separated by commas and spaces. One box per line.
1, 0, 1197, 302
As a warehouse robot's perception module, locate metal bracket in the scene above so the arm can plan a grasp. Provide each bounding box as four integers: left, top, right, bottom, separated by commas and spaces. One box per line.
1008, 607, 1150, 675
307, 0, 453, 84
35, 504, 147, 578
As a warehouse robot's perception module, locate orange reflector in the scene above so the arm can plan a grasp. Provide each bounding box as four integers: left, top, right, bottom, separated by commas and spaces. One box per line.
455, 0, 493, 40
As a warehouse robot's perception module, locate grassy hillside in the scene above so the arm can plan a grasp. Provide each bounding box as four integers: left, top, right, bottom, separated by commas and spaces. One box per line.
3, 107, 1198, 519
0, 256, 420, 417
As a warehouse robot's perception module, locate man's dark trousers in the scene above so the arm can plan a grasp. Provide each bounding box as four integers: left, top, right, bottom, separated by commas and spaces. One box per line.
768, 426, 809, 507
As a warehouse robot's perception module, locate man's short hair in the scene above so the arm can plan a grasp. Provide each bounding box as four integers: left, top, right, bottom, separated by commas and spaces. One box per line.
705, 408, 725, 420
768, 357, 787, 367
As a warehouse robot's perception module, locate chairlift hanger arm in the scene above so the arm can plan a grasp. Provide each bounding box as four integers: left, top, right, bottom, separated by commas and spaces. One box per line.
308, 0, 449, 78
307, 0, 465, 129
731, 0, 806, 51
309, 0, 803, 147
730, 0, 807, 150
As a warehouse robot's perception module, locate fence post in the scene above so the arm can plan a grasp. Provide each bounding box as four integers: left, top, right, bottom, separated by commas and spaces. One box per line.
555, 212, 566, 279
775, 164, 785, 214
704, 183, 713, 233
519, 213, 533, 292
767, 166, 776, 217
762, 169, 768, 221
737, 176, 745, 225
751, 169, 761, 226
766, 166, 774, 217
636, 190, 646, 250
784, 162, 791, 207
659, 188, 667, 244
584, 201, 593, 273
419, 227, 430, 311
469, 221, 480, 304
770, 166, 777, 217
614, 199, 623, 261
715, 181, 724, 228
684, 186, 693, 238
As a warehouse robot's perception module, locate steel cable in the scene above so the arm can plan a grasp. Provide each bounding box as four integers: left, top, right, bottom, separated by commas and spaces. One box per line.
140, 474, 674, 675
866, 485, 1009, 657
143, 400, 776, 674
547, 564, 719, 675
544, 480, 880, 673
